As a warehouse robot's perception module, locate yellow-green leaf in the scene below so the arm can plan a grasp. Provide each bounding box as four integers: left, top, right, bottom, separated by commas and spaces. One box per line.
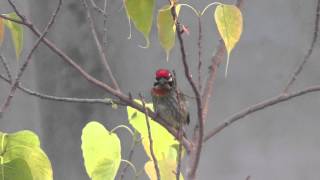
127, 100, 180, 161
145, 159, 184, 180
81, 121, 121, 180
0, 18, 4, 45
157, 4, 181, 61
214, 4, 243, 76
0, 130, 53, 180
3, 13, 23, 60
124, 0, 154, 47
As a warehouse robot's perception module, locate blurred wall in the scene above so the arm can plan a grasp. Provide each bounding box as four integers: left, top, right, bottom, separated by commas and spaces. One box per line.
1, 0, 320, 179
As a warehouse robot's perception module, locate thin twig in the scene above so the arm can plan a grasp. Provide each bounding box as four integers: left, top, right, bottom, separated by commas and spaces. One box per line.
0, 73, 121, 105
197, 16, 203, 91
102, 0, 108, 50
139, 93, 161, 180
283, 0, 320, 93
170, 4, 203, 180
204, 85, 320, 142
0, 55, 12, 82
201, 0, 244, 123
0, 0, 62, 115
81, 0, 120, 91
88, 0, 108, 17
3, 0, 192, 151
119, 134, 140, 180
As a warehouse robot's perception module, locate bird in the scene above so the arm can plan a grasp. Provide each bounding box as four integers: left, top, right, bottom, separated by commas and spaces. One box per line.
151, 69, 190, 130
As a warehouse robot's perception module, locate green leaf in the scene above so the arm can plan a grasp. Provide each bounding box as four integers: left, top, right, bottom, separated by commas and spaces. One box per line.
127, 100, 180, 161
0, 130, 53, 180
124, 0, 155, 47
81, 121, 121, 180
0, 18, 4, 46
145, 159, 184, 180
214, 4, 243, 76
157, 4, 181, 61
0, 158, 33, 180
3, 13, 23, 60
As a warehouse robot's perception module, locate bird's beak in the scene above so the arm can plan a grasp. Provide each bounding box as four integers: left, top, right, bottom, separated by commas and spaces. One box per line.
158, 78, 167, 86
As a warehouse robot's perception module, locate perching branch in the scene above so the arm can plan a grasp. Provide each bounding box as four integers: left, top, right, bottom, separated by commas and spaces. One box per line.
139, 94, 161, 180
0, 0, 62, 115
204, 85, 320, 142
80, 0, 120, 91
283, 0, 320, 93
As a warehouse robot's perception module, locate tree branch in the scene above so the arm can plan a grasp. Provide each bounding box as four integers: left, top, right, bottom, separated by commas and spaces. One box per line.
204, 85, 320, 142
0, 55, 12, 82
80, 0, 120, 91
283, 0, 320, 93
0, 0, 62, 115
139, 94, 161, 180
0, 73, 121, 106
170, 4, 203, 179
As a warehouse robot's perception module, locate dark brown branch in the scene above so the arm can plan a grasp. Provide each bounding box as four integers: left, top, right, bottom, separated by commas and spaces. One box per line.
204, 85, 320, 142
139, 94, 161, 180
0, 55, 12, 82
283, 0, 320, 93
0, 73, 121, 106
0, 0, 62, 115
81, 0, 120, 91
171, 4, 203, 180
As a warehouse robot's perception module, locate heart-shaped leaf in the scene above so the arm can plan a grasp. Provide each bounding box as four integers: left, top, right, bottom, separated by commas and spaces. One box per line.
0, 130, 53, 180
124, 0, 155, 47
81, 121, 121, 180
214, 4, 243, 76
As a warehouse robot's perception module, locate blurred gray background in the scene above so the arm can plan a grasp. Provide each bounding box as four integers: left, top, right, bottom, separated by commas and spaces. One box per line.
1, 0, 320, 179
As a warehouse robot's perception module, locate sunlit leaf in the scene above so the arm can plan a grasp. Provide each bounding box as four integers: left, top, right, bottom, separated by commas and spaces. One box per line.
81, 121, 121, 180
214, 4, 243, 76
0, 130, 53, 180
145, 159, 184, 180
127, 100, 180, 161
0, 18, 4, 45
124, 0, 155, 47
3, 13, 23, 60
157, 4, 181, 61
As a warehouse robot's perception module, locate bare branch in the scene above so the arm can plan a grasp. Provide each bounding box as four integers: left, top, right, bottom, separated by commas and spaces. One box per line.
139, 94, 161, 180
0, 73, 121, 106
0, 55, 12, 82
80, 0, 120, 91
283, 0, 320, 93
197, 17, 203, 91
204, 85, 320, 142
171, 3, 203, 179
102, 0, 108, 49
89, 0, 108, 17
0, 0, 62, 115
0, 14, 26, 25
